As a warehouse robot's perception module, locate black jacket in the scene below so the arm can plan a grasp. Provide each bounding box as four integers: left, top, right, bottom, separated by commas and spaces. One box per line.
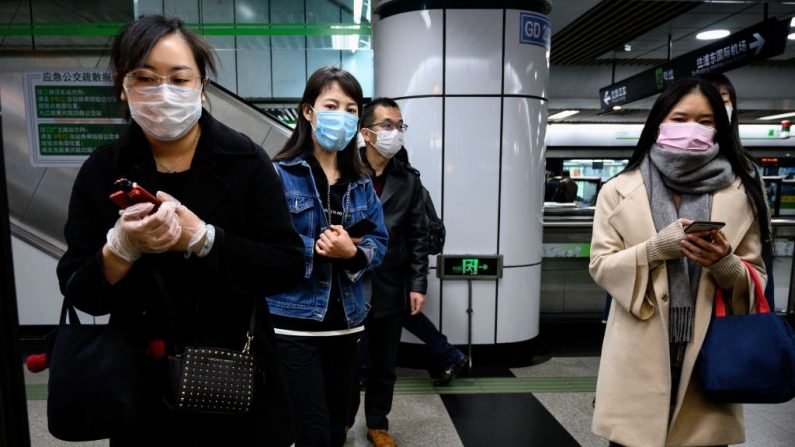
368, 156, 429, 318
56, 111, 304, 445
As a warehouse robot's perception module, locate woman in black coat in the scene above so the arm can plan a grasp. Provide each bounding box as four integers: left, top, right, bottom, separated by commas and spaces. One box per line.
56, 15, 304, 445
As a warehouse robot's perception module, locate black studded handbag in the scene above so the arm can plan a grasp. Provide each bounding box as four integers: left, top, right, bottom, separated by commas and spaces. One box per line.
165, 322, 257, 414
153, 264, 258, 414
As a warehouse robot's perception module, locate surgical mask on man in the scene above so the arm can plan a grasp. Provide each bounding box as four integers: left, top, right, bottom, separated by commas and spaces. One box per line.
127, 84, 202, 141
356, 133, 366, 149
366, 128, 404, 159
656, 122, 716, 151
311, 108, 359, 152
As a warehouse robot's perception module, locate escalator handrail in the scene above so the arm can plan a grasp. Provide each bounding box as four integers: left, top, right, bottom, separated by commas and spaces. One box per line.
9, 216, 65, 259
206, 80, 294, 134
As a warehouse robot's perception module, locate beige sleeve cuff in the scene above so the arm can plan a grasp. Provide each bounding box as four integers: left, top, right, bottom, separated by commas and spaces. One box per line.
707, 253, 745, 290
646, 222, 685, 261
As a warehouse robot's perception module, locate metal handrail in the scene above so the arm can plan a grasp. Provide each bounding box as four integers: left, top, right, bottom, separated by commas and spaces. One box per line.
542, 216, 795, 317
543, 218, 795, 228
8, 217, 65, 259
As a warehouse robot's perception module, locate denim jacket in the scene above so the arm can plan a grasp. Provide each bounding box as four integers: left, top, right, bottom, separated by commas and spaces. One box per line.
266, 156, 388, 327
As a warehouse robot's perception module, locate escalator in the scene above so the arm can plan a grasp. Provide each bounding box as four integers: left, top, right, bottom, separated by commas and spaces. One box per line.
1, 72, 292, 325
3, 76, 292, 256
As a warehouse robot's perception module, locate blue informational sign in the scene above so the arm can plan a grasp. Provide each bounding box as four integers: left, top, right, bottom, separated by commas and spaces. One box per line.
519, 12, 551, 50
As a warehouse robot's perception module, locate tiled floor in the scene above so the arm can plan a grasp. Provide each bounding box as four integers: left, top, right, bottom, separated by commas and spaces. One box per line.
24, 358, 795, 446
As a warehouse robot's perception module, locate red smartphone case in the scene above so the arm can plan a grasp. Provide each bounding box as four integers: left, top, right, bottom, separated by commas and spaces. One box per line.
109, 180, 161, 210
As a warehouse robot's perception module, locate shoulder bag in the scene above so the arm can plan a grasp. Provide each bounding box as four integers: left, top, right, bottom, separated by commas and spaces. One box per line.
696, 260, 795, 403
153, 266, 258, 414
46, 294, 146, 441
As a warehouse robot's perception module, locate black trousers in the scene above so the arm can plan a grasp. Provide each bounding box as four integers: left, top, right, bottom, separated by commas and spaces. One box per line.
350, 311, 404, 429
364, 312, 404, 429
275, 333, 359, 447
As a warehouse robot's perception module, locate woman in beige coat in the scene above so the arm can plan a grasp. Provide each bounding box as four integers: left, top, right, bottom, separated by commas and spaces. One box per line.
590, 77, 771, 447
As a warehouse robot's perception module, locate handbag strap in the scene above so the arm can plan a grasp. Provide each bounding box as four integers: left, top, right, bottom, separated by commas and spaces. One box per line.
150, 262, 257, 353
715, 260, 770, 317
58, 293, 82, 326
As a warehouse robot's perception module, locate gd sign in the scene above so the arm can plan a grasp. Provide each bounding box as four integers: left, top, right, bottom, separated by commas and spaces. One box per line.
519, 12, 551, 50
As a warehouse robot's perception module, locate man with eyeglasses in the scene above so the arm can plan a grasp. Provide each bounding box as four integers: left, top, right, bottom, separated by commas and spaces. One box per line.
348, 97, 424, 447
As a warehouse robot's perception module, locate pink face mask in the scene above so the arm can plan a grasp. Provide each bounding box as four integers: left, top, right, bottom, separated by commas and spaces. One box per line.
656, 122, 716, 151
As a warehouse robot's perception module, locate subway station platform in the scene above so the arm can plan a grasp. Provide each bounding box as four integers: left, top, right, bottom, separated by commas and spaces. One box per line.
21, 321, 795, 447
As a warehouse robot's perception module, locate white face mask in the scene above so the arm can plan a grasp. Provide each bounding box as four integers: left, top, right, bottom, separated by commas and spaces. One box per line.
357, 132, 366, 149
126, 84, 202, 141
725, 105, 733, 122
367, 129, 404, 159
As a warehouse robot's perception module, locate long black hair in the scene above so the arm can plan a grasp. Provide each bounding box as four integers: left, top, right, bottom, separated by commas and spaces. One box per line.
700, 72, 739, 135
625, 77, 772, 256
699, 73, 774, 257
275, 66, 368, 181
111, 15, 216, 102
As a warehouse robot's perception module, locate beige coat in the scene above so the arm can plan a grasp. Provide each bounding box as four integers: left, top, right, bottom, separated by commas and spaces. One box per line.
589, 169, 765, 447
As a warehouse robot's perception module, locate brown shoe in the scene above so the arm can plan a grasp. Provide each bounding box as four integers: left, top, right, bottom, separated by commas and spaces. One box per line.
367, 428, 397, 447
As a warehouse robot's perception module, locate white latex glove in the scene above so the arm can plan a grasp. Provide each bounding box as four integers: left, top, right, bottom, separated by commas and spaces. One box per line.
106, 201, 182, 262
156, 191, 206, 255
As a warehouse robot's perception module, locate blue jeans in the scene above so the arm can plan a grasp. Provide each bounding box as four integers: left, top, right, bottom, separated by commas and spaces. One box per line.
403, 312, 464, 369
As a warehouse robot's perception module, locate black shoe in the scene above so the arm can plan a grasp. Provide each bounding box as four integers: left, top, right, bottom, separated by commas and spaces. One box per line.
433, 356, 468, 386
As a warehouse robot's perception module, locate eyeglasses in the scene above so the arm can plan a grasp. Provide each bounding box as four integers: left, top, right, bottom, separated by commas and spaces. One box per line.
366, 120, 408, 132
123, 68, 204, 91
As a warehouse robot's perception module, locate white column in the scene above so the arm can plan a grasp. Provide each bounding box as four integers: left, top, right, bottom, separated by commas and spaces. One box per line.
373, 2, 551, 346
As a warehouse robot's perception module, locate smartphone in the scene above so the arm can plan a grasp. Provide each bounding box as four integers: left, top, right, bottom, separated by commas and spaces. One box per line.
346, 218, 376, 238
109, 178, 161, 210
684, 221, 725, 234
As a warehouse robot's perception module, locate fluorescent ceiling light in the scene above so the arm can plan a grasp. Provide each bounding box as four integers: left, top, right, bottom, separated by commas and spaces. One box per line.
548, 110, 580, 120
697, 29, 731, 40
331, 24, 361, 52
612, 105, 622, 111
354, 0, 363, 24
757, 111, 795, 121
789, 32, 795, 40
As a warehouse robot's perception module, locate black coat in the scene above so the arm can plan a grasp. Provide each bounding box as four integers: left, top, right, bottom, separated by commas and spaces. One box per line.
369, 157, 429, 318
56, 111, 304, 446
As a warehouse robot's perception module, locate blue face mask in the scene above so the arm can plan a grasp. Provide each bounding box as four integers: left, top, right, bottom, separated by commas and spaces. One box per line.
311, 108, 359, 152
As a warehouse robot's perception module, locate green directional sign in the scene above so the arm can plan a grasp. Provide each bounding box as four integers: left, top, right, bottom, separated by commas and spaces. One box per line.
437, 255, 503, 280
36, 85, 124, 119
38, 123, 124, 156
24, 68, 127, 167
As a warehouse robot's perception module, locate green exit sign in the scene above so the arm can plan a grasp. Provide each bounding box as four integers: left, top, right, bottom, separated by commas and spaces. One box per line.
437, 255, 503, 280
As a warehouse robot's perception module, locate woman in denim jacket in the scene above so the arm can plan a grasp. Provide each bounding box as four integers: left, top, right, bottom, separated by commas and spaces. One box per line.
268, 66, 388, 447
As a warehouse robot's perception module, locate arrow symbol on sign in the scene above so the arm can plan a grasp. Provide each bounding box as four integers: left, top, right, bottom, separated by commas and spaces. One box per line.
603, 90, 611, 105
749, 32, 765, 56
479, 264, 488, 270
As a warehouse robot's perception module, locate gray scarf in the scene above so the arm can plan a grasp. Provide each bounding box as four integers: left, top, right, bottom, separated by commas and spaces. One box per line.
641, 144, 733, 369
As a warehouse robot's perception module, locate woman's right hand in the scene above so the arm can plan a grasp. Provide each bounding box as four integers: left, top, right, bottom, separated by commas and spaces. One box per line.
107, 201, 182, 262
316, 225, 358, 259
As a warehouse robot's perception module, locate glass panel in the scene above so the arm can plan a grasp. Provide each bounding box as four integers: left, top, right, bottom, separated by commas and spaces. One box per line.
574, 179, 600, 206
562, 159, 628, 181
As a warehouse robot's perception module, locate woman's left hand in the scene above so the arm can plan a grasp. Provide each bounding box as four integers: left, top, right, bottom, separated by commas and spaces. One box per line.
156, 191, 206, 254
316, 225, 358, 259
681, 229, 731, 267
